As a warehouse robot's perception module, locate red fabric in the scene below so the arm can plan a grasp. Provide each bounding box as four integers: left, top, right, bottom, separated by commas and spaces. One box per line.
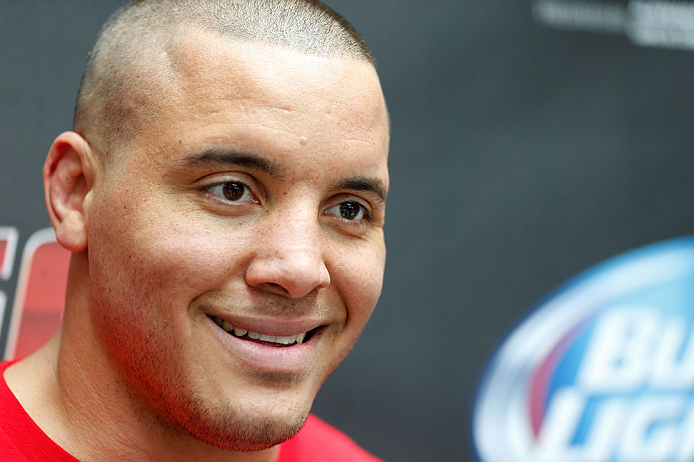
0, 361, 380, 461
279, 414, 382, 462
0, 361, 78, 461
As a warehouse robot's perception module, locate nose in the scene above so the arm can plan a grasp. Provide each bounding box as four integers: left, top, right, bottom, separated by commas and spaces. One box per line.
245, 209, 330, 298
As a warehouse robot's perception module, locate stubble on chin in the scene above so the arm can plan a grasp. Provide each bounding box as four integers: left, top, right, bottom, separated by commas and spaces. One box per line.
176, 398, 309, 451
130, 381, 310, 452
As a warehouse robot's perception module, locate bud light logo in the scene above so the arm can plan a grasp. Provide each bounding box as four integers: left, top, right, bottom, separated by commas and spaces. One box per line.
473, 237, 694, 462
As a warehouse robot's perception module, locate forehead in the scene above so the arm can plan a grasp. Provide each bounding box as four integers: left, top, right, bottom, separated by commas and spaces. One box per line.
170, 29, 384, 114
116, 29, 389, 177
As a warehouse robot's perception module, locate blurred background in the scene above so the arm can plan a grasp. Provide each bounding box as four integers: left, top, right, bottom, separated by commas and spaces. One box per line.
2, 1, 694, 460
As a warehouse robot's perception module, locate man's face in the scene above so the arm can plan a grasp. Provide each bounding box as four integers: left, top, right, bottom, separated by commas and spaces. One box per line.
84, 31, 389, 451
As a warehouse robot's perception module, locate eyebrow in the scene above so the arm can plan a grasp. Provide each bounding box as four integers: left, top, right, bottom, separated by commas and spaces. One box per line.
333, 177, 388, 203
183, 148, 387, 202
183, 149, 283, 177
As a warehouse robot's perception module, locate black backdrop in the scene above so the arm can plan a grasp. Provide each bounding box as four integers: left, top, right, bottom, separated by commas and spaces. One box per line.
2, 1, 694, 460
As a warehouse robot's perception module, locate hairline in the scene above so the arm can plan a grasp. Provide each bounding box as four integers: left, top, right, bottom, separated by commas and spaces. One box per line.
73, 1, 382, 160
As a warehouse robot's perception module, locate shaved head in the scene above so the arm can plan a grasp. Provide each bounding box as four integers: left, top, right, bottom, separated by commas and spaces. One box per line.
74, 0, 375, 156
28, 1, 389, 457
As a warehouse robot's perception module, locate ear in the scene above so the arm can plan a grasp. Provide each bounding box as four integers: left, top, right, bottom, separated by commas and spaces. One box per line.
43, 132, 96, 252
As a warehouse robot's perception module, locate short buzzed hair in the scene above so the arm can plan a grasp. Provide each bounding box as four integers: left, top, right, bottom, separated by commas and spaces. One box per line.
74, 0, 374, 155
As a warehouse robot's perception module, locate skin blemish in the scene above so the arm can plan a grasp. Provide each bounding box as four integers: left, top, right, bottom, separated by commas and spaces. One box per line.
299, 137, 308, 145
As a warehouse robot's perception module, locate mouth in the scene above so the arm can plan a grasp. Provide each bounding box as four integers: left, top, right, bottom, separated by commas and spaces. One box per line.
205, 313, 326, 373
207, 315, 317, 347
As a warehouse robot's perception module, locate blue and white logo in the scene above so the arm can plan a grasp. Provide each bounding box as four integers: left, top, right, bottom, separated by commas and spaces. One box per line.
473, 237, 694, 462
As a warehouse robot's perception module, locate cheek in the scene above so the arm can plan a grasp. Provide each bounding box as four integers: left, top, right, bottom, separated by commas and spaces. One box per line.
333, 242, 386, 328
85, 211, 248, 385
85, 205, 258, 375
90, 195, 253, 298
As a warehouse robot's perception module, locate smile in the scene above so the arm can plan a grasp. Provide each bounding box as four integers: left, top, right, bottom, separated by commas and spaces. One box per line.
206, 313, 324, 373
208, 315, 310, 346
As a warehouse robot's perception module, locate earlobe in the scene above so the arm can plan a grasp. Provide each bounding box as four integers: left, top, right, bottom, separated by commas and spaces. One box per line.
43, 132, 95, 253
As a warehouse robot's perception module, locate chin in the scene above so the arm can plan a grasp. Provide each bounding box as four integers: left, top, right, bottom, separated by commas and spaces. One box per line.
172, 397, 311, 452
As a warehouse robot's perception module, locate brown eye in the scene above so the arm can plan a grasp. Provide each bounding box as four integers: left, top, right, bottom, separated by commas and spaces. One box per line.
325, 201, 370, 222
203, 181, 255, 204
223, 182, 245, 201
339, 202, 361, 220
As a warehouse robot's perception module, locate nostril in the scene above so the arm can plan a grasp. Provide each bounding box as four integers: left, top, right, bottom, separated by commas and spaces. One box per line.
254, 282, 289, 296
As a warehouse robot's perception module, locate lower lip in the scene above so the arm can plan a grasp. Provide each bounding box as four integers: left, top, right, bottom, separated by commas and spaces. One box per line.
207, 316, 320, 373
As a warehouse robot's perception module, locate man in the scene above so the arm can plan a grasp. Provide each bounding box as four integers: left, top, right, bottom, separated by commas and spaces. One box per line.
0, 1, 389, 460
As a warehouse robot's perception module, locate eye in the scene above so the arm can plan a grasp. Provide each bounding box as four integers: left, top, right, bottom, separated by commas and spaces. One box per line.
325, 201, 371, 222
203, 181, 256, 203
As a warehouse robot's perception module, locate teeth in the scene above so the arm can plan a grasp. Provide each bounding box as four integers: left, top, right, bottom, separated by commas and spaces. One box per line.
258, 333, 276, 343
212, 316, 309, 345
275, 335, 297, 345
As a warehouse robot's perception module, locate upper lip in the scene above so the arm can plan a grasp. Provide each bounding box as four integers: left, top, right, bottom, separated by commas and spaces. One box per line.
206, 313, 326, 336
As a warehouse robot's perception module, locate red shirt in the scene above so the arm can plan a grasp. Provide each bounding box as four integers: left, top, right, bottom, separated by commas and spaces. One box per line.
0, 361, 380, 461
